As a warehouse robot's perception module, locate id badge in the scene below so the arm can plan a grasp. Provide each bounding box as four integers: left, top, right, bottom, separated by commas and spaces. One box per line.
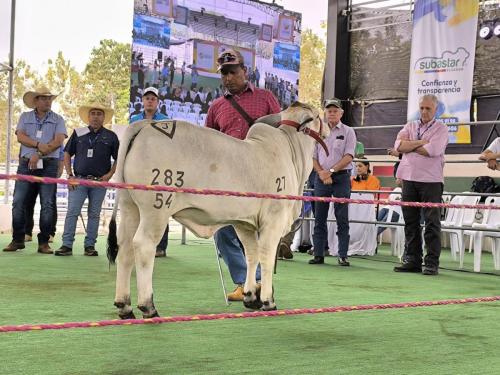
36, 130, 43, 139
36, 159, 43, 169
87, 149, 94, 158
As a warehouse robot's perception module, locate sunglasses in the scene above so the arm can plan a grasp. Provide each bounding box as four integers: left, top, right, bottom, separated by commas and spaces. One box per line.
217, 53, 238, 65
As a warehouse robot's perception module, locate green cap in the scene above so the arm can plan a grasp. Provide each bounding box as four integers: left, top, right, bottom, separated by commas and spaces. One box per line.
323, 98, 342, 109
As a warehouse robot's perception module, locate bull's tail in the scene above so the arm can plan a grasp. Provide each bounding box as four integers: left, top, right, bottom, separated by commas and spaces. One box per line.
106, 120, 148, 265
107, 192, 119, 264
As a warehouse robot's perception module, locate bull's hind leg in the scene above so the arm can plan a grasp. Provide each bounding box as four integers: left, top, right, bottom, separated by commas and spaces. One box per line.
234, 227, 262, 310
133, 209, 168, 318
115, 192, 139, 319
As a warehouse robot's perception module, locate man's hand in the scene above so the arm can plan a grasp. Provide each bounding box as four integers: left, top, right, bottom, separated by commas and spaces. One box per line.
67, 174, 77, 191
318, 169, 331, 181
387, 148, 400, 157
479, 151, 495, 161
101, 172, 113, 182
322, 177, 333, 185
28, 154, 40, 170
37, 143, 50, 154
487, 159, 497, 170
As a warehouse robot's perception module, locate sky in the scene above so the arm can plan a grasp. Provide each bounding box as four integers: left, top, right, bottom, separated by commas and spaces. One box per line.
1, 0, 328, 73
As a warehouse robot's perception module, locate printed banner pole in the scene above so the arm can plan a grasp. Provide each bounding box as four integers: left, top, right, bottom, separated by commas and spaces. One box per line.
407, 0, 479, 144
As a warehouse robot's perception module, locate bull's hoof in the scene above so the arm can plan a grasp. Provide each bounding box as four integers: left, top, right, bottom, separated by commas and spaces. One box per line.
138, 304, 160, 318
119, 310, 136, 320
243, 298, 263, 310
261, 301, 277, 311
142, 311, 160, 319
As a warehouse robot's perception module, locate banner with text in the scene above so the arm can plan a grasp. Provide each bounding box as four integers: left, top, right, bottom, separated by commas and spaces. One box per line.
407, 0, 479, 144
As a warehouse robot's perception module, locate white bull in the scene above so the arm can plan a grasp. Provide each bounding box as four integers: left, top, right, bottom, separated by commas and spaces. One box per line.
107, 102, 329, 319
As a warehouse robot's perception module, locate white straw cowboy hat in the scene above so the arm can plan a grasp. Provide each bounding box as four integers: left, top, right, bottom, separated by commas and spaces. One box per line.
22, 86, 58, 109
78, 103, 114, 125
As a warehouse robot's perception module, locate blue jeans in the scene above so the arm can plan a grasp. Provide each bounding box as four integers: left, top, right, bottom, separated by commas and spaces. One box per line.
376, 208, 400, 235
12, 159, 58, 244
62, 185, 107, 248
313, 172, 351, 258
214, 225, 261, 285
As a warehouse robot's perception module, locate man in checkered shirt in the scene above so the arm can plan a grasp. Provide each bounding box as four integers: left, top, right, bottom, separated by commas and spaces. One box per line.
205, 49, 281, 301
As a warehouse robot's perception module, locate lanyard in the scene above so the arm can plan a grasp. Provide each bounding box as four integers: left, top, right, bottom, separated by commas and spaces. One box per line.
417, 119, 435, 140
35, 111, 49, 131
88, 132, 100, 149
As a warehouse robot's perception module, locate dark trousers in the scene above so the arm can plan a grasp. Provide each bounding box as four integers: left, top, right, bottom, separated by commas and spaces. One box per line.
24, 183, 57, 237
401, 180, 443, 268
12, 159, 58, 244
157, 225, 169, 251
313, 173, 351, 258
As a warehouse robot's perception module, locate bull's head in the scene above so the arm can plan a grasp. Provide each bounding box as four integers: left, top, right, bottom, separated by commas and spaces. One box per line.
279, 101, 330, 156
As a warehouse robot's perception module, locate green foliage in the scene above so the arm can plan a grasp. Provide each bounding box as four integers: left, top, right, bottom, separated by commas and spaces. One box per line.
299, 28, 326, 110
0, 40, 132, 164
0, 60, 43, 160
83, 39, 132, 124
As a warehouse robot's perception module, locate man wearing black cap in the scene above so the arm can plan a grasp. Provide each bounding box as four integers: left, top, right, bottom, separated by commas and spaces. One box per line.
130, 86, 170, 258
205, 49, 281, 301
309, 98, 356, 266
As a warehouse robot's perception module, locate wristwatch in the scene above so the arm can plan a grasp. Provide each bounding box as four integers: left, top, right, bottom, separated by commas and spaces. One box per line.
329, 167, 336, 173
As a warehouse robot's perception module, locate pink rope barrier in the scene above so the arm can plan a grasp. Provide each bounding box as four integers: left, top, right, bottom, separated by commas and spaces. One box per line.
0, 173, 499, 210
1, 296, 499, 334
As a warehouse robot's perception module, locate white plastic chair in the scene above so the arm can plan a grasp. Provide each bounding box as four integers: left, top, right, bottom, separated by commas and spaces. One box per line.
442, 194, 480, 267
376, 188, 404, 258
463, 196, 494, 255
471, 196, 500, 272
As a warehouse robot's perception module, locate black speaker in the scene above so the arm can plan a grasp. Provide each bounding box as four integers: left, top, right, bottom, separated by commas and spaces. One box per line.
158, 51, 163, 61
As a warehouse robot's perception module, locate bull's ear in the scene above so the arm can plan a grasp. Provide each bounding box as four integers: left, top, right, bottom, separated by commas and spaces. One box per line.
255, 113, 281, 127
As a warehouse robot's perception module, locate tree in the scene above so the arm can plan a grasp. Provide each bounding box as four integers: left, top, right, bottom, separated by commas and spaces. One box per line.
299, 29, 326, 110
83, 39, 131, 124
0, 60, 42, 162
45, 51, 86, 130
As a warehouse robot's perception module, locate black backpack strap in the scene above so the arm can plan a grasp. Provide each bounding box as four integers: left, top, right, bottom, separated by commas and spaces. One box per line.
226, 96, 255, 127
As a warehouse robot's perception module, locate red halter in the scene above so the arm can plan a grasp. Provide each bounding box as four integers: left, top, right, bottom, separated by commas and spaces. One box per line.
276, 117, 329, 157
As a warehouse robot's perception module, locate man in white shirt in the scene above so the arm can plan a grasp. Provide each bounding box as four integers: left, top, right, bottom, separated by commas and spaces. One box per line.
479, 137, 500, 171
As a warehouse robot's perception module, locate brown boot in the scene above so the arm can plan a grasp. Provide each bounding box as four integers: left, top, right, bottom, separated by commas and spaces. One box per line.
227, 285, 244, 301
3, 241, 25, 252
37, 243, 53, 254
277, 241, 293, 260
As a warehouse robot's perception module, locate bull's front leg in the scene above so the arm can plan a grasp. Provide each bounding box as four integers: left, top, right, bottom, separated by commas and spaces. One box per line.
235, 227, 262, 310
256, 231, 281, 311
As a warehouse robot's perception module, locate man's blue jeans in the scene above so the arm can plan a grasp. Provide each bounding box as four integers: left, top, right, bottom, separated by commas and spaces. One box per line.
62, 185, 106, 249
312, 173, 351, 258
214, 225, 261, 285
12, 159, 58, 244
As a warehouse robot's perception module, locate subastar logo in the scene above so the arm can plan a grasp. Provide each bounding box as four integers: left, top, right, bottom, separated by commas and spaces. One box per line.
414, 47, 470, 73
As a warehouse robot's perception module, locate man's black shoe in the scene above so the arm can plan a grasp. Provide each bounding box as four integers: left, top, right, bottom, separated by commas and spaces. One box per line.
422, 267, 439, 275
54, 246, 73, 256
84, 246, 99, 256
393, 262, 422, 273
308, 256, 324, 264
338, 257, 350, 266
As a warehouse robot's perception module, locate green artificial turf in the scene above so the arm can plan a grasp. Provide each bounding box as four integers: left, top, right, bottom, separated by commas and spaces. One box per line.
0, 233, 499, 375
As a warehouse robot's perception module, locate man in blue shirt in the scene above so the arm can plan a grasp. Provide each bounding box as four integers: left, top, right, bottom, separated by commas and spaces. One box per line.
55, 103, 119, 256
3, 87, 67, 254
130, 86, 170, 258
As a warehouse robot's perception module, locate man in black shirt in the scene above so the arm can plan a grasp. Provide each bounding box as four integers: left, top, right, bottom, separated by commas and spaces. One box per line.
55, 103, 119, 256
